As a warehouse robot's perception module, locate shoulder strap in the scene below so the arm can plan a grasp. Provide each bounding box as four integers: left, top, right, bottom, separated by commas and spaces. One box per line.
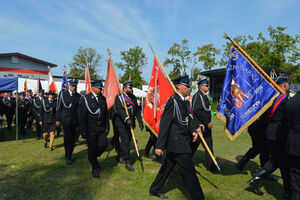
268, 94, 287, 122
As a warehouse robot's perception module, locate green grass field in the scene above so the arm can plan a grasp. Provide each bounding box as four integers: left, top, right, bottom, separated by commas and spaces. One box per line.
0, 117, 285, 200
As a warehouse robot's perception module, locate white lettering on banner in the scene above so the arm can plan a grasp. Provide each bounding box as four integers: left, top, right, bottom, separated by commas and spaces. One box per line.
227, 64, 258, 82
240, 101, 261, 120
254, 85, 263, 94
220, 103, 235, 121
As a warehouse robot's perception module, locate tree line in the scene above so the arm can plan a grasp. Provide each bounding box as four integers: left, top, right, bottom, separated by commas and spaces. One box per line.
68, 26, 300, 89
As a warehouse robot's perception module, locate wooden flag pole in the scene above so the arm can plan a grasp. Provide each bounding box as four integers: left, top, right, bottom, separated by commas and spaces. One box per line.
198, 132, 221, 171
150, 45, 221, 172
224, 33, 284, 94
107, 49, 140, 157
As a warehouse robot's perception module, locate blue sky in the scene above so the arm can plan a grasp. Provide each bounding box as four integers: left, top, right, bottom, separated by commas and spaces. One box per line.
1, 0, 299, 82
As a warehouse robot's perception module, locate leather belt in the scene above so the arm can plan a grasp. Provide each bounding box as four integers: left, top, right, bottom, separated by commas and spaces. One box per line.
88, 119, 103, 126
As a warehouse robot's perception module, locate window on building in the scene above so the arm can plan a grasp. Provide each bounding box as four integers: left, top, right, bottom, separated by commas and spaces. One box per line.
12, 56, 19, 64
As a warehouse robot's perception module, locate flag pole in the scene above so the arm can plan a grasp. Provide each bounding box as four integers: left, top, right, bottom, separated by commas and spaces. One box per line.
148, 44, 221, 172
223, 32, 284, 94
107, 49, 141, 158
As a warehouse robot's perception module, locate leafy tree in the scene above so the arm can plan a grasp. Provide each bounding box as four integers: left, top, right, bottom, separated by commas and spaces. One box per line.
220, 26, 300, 82
194, 44, 220, 70
116, 46, 147, 89
164, 39, 192, 77
68, 47, 103, 79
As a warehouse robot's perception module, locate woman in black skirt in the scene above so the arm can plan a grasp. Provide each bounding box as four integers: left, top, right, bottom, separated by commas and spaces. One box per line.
39, 90, 57, 151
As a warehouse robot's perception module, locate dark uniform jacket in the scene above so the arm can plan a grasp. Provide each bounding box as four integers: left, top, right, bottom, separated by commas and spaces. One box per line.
286, 93, 300, 156
112, 92, 143, 128
56, 90, 80, 126
78, 93, 110, 135
2, 97, 16, 114
39, 98, 57, 124
265, 96, 289, 141
17, 98, 30, 124
156, 93, 200, 154
32, 96, 43, 120
192, 90, 211, 136
25, 96, 33, 115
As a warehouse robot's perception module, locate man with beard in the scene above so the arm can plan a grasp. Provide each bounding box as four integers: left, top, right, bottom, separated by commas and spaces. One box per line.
112, 80, 143, 171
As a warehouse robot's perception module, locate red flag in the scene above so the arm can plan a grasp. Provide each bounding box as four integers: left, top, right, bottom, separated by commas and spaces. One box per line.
24, 79, 28, 96
143, 59, 174, 136
85, 63, 91, 94
103, 57, 120, 110
48, 71, 57, 93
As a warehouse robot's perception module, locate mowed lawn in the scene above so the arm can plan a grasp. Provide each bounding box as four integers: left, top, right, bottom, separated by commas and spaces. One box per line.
0, 117, 285, 200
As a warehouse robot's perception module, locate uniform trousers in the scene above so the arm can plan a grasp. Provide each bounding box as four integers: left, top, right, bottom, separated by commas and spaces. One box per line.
145, 132, 157, 155
150, 152, 204, 200
35, 118, 42, 138
5, 113, 13, 129
27, 114, 34, 129
289, 155, 300, 200
262, 140, 291, 193
192, 131, 215, 171
111, 121, 120, 153
87, 132, 108, 169
63, 124, 77, 159
117, 126, 132, 160
241, 129, 269, 166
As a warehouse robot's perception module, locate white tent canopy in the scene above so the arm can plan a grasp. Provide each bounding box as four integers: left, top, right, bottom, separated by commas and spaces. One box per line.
17, 78, 146, 97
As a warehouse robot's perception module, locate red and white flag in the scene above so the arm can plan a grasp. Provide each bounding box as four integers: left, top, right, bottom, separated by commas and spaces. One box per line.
48, 71, 57, 93
85, 63, 91, 94
143, 58, 174, 136
103, 57, 120, 110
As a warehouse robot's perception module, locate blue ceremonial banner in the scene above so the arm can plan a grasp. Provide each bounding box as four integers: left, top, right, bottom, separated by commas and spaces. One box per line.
61, 69, 68, 92
217, 47, 279, 140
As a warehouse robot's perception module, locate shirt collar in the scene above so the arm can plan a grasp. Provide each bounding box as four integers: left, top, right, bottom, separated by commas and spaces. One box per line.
91, 91, 98, 98
68, 90, 73, 96
199, 89, 209, 96
176, 92, 186, 101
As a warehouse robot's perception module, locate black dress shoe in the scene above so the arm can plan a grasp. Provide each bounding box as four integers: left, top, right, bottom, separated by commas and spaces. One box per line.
247, 179, 263, 195
265, 174, 278, 182
125, 160, 135, 171
145, 154, 156, 159
44, 143, 47, 148
235, 164, 248, 174
149, 192, 168, 199
116, 156, 125, 164
92, 168, 100, 178
65, 159, 73, 165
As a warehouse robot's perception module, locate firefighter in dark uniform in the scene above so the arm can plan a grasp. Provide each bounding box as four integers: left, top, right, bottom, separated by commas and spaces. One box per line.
26, 89, 34, 130
2, 92, 15, 130
39, 90, 57, 151
32, 89, 44, 139
149, 75, 205, 200
56, 79, 80, 165
191, 79, 217, 172
18, 92, 30, 136
112, 81, 144, 171
236, 114, 269, 174
287, 86, 300, 200
79, 80, 110, 178
248, 75, 291, 198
